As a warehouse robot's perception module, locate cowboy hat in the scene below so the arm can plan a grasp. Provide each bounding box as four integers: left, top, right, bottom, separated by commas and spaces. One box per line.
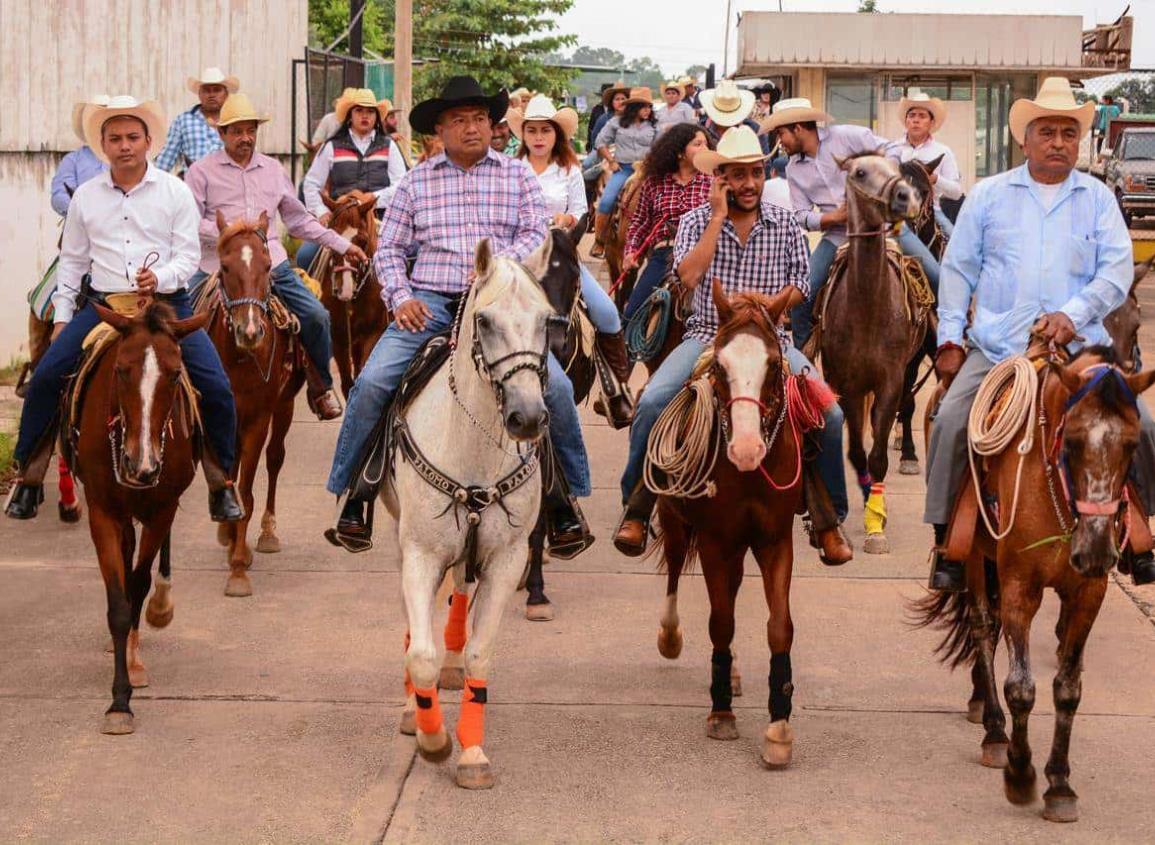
678, 75, 699, 87
1008, 76, 1094, 145
602, 82, 630, 107
752, 82, 777, 96
217, 93, 269, 127
662, 80, 685, 97
693, 125, 771, 175
409, 76, 510, 136
71, 94, 111, 144
335, 88, 384, 125
759, 97, 833, 133
624, 87, 655, 107
898, 88, 947, 130
83, 95, 166, 163
187, 67, 239, 96
510, 87, 531, 102
507, 94, 579, 141
700, 79, 756, 128
378, 98, 401, 115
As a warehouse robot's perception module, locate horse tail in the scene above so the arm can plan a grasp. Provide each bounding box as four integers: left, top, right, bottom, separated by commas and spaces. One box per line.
651, 499, 697, 577
908, 588, 976, 670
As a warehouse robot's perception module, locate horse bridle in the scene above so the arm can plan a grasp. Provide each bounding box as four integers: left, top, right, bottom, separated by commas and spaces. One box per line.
108, 380, 180, 490
845, 172, 906, 239
218, 229, 279, 382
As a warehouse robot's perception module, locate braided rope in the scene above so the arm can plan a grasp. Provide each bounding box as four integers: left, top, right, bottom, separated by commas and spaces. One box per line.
644, 377, 722, 499
625, 286, 672, 363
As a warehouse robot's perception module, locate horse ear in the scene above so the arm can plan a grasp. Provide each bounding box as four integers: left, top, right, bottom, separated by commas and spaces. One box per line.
475, 238, 494, 279
711, 278, 733, 324
94, 302, 132, 333
874, 145, 888, 158
925, 154, 945, 173
762, 286, 797, 324
256, 210, 270, 235
358, 193, 377, 216
215, 209, 228, 235
321, 191, 339, 212
522, 232, 551, 279
1056, 362, 1085, 394
168, 310, 212, 340
570, 215, 588, 250
1125, 368, 1155, 397
834, 154, 850, 171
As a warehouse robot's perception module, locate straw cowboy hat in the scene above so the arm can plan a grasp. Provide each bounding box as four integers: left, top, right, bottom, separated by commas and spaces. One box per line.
662, 80, 685, 97
507, 94, 579, 141
602, 81, 630, 107
378, 98, 401, 116
624, 87, 655, 107
898, 88, 946, 129
71, 94, 111, 144
759, 97, 833, 133
408, 76, 509, 135
678, 75, 700, 88
217, 93, 269, 127
187, 67, 240, 96
693, 125, 771, 175
83, 95, 166, 163
335, 88, 385, 125
1008, 76, 1094, 145
700, 79, 756, 128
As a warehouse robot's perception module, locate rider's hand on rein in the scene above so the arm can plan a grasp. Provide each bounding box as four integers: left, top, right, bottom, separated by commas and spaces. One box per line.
935, 342, 966, 388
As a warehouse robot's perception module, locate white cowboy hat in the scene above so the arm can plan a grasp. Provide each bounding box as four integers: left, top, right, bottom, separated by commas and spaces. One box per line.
71, 93, 111, 144
506, 94, 579, 141
759, 97, 833, 133
187, 67, 240, 96
83, 95, 166, 163
217, 93, 270, 127
1008, 76, 1095, 145
693, 125, 771, 175
699, 80, 756, 128
898, 88, 947, 130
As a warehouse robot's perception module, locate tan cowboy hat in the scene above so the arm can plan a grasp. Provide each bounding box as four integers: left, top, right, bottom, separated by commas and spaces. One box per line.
187, 67, 240, 96
1008, 76, 1094, 145
332, 87, 357, 110
602, 81, 630, 107
83, 95, 166, 163
700, 79, 756, 128
510, 87, 531, 102
71, 94, 111, 144
693, 125, 771, 175
624, 87, 655, 107
335, 88, 382, 125
678, 75, 699, 88
759, 97, 833, 133
898, 88, 947, 130
662, 80, 685, 98
378, 98, 401, 115
507, 94, 579, 141
217, 93, 270, 127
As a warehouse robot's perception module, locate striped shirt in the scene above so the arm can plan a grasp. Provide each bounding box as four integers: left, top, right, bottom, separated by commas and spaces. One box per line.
155, 105, 224, 173
673, 202, 810, 348
625, 172, 712, 256
373, 148, 547, 310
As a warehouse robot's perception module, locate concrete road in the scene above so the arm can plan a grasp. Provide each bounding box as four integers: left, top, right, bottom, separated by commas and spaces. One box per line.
2, 267, 1155, 843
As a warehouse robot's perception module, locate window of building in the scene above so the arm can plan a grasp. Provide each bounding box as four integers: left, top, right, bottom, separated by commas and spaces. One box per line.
975, 75, 1033, 177
826, 74, 877, 128
883, 75, 973, 102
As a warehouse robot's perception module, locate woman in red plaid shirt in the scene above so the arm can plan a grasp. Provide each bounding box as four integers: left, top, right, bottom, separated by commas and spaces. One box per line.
621, 123, 715, 320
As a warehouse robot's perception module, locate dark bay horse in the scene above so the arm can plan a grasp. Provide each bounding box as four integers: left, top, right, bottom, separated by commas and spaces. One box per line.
205, 212, 305, 596
74, 302, 207, 734
1104, 258, 1152, 373
915, 346, 1155, 822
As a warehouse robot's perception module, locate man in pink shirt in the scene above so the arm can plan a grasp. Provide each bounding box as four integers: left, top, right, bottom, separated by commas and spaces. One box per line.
186, 94, 367, 420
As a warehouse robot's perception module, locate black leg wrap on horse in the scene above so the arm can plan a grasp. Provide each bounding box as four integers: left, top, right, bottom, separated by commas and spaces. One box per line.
710, 649, 734, 712
769, 652, 794, 722
801, 455, 838, 532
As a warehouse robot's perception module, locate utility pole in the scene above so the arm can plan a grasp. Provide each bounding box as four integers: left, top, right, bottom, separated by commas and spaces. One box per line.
350, 0, 365, 58
722, 0, 733, 77
395, 0, 413, 142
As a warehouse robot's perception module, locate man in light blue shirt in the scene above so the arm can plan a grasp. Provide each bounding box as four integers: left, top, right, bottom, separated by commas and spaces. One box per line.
925, 77, 1155, 591
51, 97, 110, 216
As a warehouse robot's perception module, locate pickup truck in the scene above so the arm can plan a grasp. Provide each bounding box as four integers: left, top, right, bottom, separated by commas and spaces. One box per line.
1104, 126, 1155, 226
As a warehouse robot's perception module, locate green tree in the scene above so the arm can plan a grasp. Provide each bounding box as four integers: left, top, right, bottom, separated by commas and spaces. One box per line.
684, 64, 708, 80
858, 0, 879, 11
1107, 78, 1155, 114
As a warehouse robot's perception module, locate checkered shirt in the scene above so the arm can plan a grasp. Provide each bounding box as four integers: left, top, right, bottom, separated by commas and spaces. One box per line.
625, 172, 713, 256
673, 202, 811, 348
374, 148, 546, 310
154, 106, 224, 172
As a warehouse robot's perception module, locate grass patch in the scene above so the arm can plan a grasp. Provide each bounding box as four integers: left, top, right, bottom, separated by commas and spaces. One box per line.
0, 432, 14, 494
0, 357, 27, 387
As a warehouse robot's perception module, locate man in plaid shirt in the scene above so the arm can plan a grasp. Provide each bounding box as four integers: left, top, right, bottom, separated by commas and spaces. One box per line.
614, 126, 852, 564
155, 68, 234, 172
325, 77, 592, 555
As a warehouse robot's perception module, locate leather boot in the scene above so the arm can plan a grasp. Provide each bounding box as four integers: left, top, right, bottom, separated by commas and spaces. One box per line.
928, 550, 967, 592
590, 212, 610, 258
305, 361, 343, 421
5, 424, 56, 520
613, 483, 656, 557
201, 450, 244, 523
1131, 551, 1155, 586
593, 331, 635, 429
4, 480, 44, 520
809, 523, 854, 566
323, 496, 373, 553
546, 489, 595, 560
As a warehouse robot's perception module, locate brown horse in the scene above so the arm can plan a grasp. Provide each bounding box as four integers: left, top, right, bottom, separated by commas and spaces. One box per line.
916, 346, 1155, 822
73, 301, 207, 734
315, 190, 389, 399
604, 166, 646, 310
1104, 258, 1152, 373
654, 282, 804, 767
204, 212, 305, 596
809, 153, 922, 553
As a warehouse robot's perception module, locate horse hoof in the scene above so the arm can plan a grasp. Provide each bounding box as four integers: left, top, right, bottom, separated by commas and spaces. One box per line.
255, 533, 281, 554
101, 711, 135, 735
1043, 792, 1079, 823
981, 741, 1009, 769
456, 746, 494, 790
966, 699, 984, 724
224, 571, 252, 598
145, 578, 174, 629
58, 501, 82, 523
416, 726, 453, 763
129, 665, 149, 689
216, 523, 230, 547
657, 625, 683, 660
1004, 766, 1038, 805
760, 719, 794, 769
863, 534, 890, 555
706, 711, 739, 741
439, 666, 465, 691
899, 459, 920, 475
526, 602, 554, 622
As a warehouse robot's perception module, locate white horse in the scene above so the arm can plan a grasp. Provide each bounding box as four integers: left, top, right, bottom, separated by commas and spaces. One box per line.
385, 238, 559, 789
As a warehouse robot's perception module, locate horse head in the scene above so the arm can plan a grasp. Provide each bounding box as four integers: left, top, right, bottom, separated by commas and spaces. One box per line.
899, 155, 943, 241
465, 238, 562, 441
322, 190, 378, 301
93, 302, 209, 488
216, 210, 273, 351
710, 279, 795, 472
1053, 347, 1155, 577
838, 152, 920, 229
524, 226, 583, 358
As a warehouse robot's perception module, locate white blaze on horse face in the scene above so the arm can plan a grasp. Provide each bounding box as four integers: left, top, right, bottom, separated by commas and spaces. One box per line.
718, 332, 770, 472
339, 270, 354, 301
138, 344, 161, 474
240, 244, 253, 271
1081, 418, 1124, 505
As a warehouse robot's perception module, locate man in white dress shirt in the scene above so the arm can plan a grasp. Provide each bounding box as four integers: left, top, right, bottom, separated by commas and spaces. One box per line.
892, 89, 963, 237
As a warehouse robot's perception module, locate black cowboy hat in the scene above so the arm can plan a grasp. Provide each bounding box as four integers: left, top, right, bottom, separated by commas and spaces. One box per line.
409, 76, 510, 135
752, 82, 778, 96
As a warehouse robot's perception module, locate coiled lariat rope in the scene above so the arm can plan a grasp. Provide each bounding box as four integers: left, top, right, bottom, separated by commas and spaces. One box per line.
645, 377, 722, 499
625, 286, 672, 363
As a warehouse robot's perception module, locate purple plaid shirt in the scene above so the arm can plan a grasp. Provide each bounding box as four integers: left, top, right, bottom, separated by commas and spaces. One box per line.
374, 148, 546, 309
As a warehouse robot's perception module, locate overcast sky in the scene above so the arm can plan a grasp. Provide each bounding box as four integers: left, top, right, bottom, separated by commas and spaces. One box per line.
556, 0, 1155, 76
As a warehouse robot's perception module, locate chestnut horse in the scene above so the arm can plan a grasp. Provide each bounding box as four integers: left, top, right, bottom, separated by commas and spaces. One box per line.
915, 346, 1155, 823
654, 282, 805, 768
204, 212, 305, 597
73, 302, 207, 734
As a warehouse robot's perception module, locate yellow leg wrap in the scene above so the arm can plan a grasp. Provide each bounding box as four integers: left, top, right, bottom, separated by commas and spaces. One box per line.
864, 485, 887, 535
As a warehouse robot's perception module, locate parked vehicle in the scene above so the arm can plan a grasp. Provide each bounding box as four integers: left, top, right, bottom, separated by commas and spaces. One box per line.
1105, 127, 1155, 226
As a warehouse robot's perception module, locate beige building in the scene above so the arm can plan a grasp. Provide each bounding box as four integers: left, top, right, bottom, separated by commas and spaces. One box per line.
737, 12, 1115, 189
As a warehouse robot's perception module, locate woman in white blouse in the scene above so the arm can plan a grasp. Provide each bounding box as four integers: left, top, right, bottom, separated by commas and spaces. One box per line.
509, 95, 634, 428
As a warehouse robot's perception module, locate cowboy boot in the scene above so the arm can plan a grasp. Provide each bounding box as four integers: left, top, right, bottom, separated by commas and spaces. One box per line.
613, 482, 657, 557
4, 424, 57, 520
590, 212, 610, 258
1131, 552, 1155, 586
546, 488, 595, 560
592, 330, 635, 429
801, 441, 853, 565
201, 449, 244, 523
304, 360, 343, 421
324, 495, 374, 553
928, 524, 966, 592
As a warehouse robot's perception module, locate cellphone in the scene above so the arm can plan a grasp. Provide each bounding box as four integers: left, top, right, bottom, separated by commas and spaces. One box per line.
726, 190, 738, 207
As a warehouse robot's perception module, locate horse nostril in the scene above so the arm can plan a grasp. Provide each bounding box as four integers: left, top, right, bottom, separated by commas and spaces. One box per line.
507, 411, 525, 431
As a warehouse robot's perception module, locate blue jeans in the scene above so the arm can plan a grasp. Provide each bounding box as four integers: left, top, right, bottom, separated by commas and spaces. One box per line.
934, 206, 955, 238
895, 222, 941, 296
623, 245, 672, 321
271, 260, 334, 389
620, 338, 848, 521
295, 241, 321, 273
597, 164, 634, 215
15, 291, 237, 474
580, 265, 620, 333
327, 289, 590, 497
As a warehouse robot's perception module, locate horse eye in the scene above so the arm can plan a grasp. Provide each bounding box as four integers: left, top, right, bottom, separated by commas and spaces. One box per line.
476, 314, 491, 331
855, 168, 866, 178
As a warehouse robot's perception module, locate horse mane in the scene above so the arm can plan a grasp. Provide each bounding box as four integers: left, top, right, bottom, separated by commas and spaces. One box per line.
714, 293, 781, 350
139, 301, 178, 339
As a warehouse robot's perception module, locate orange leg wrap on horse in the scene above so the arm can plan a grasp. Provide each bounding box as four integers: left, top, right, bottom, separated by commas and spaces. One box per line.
413, 685, 444, 735
444, 591, 469, 652
58, 457, 77, 508
456, 677, 487, 749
